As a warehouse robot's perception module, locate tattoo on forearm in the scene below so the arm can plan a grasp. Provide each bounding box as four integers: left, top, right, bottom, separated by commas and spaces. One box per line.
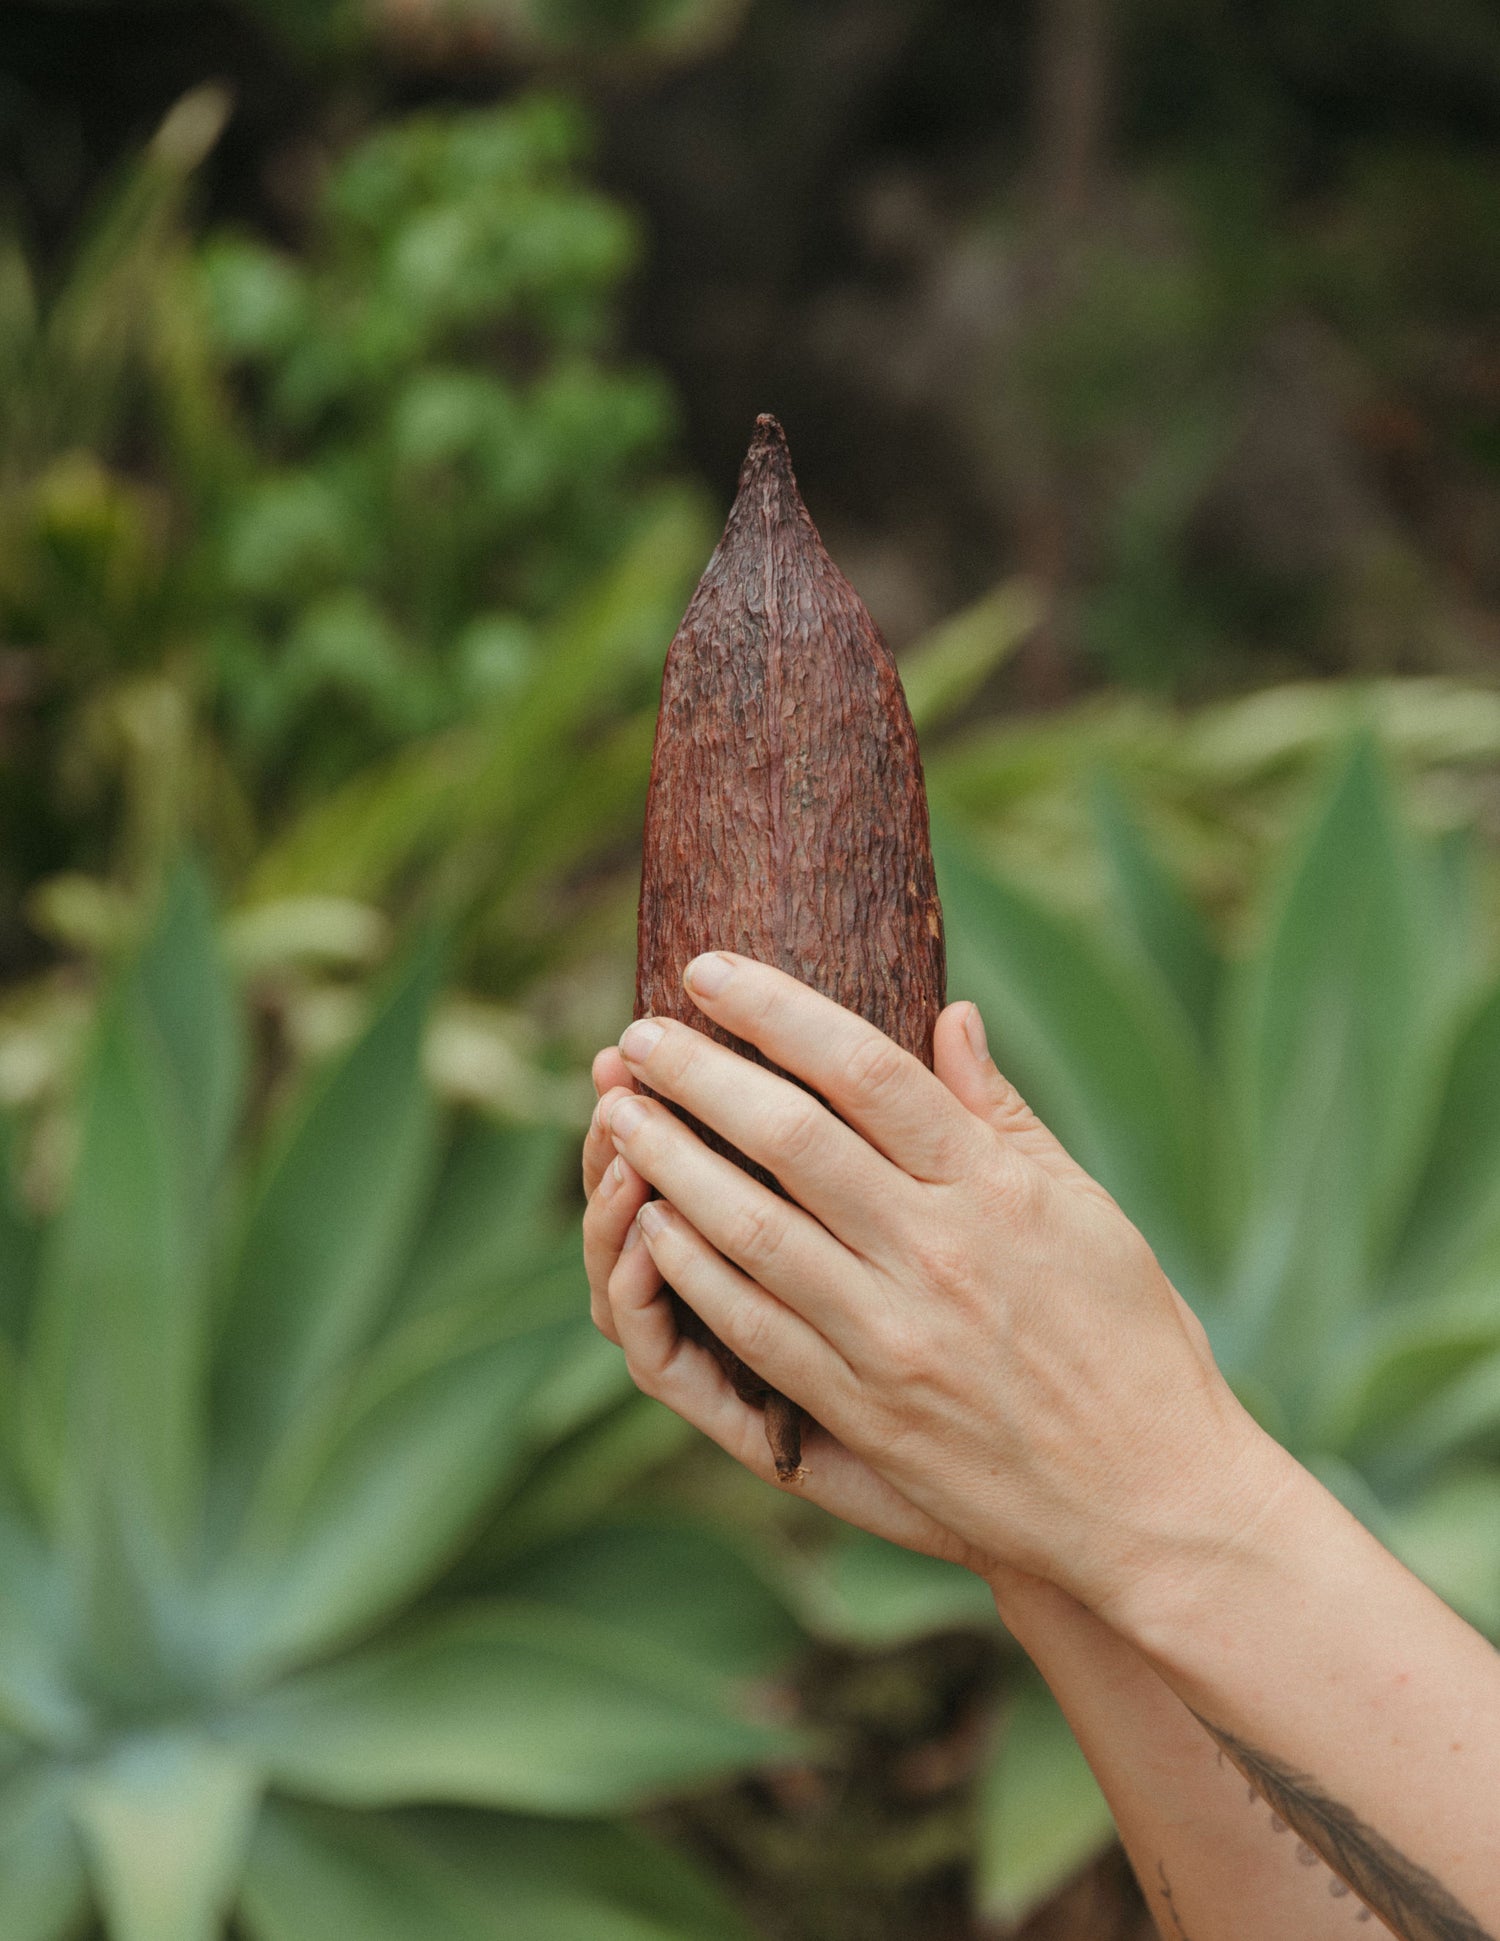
1157, 1860, 1194, 1940
1197, 1716, 1493, 1941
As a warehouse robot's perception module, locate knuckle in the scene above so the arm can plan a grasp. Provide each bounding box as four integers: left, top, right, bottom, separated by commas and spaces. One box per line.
909, 1229, 975, 1300
772, 1094, 824, 1167
725, 1295, 778, 1371
725, 1194, 784, 1271
846, 1030, 909, 1102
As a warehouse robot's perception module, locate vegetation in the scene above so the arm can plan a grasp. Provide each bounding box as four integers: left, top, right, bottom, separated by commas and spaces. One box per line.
0, 865, 802, 1941
3, 3, 1499, 1934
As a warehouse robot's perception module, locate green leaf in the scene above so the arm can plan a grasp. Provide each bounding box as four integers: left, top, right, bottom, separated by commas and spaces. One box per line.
1394, 974, 1500, 1298
1089, 771, 1220, 1044
1224, 741, 1450, 1398
226, 1601, 797, 1813
0, 1767, 90, 1941
241, 1800, 758, 1941
215, 939, 442, 1494
216, 1314, 576, 1678
494, 1515, 804, 1683
390, 1118, 571, 1323
791, 1529, 999, 1648
1383, 1467, 1500, 1639
0, 1112, 40, 1344
71, 1733, 260, 1941
27, 985, 199, 1548
976, 1673, 1115, 1924
128, 855, 244, 1220
479, 1393, 693, 1567
899, 581, 1039, 735
933, 811, 1217, 1294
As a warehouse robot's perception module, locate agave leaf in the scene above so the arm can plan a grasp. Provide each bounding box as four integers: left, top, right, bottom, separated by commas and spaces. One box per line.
126, 855, 244, 1222
216, 1310, 577, 1679
933, 812, 1218, 1295
899, 580, 1039, 736
1313, 1289, 1500, 1466
214, 939, 442, 1499
976, 1672, 1115, 1925
492, 1515, 804, 1684
0, 1766, 90, 1941
70, 1732, 260, 1941
1382, 1466, 1500, 1638
1223, 741, 1450, 1399
1392, 974, 1500, 1300
789, 1528, 999, 1649
477, 1392, 692, 1569
0, 1112, 39, 1344
0, 1482, 87, 1746
225, 1601, 797, 1814
1371, 1349, 1500, 1490
26, 982, 199, 1550
240, 1800, 757, 1941
387, 1118, 571, 1325
1089, 771, 1220, 1046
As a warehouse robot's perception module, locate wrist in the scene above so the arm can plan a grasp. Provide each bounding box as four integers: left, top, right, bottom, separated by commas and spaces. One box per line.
1091, 1407, 1306, 1657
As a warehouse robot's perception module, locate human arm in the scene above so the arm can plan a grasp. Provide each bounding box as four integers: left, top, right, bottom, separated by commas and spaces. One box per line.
579, 955, 1500, 1939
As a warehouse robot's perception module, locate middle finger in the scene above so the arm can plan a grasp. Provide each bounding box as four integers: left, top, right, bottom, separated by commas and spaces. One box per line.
605, 1090, 869, 1352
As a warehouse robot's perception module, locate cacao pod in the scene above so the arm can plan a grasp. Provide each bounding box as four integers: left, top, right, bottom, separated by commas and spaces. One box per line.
634, 414, 945, 1480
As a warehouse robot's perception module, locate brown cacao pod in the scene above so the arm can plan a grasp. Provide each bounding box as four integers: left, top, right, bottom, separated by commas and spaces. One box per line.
634, 414, 946, 1480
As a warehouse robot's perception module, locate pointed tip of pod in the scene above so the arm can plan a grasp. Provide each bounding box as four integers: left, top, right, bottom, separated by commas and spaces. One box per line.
732, 412, 813, 539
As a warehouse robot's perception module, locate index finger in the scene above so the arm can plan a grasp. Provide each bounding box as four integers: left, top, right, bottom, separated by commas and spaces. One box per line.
679, 953, 984, 1184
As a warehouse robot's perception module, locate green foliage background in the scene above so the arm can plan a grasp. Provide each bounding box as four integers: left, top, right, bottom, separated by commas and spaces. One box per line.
2, 2, 1499, 1935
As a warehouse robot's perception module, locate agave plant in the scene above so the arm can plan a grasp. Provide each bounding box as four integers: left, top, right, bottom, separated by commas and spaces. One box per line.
0, 864, 802, 1941
925, 736, 1500, 1920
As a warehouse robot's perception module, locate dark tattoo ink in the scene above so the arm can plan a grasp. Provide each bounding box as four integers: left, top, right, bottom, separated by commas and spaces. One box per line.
1196, 1714, 1494, 1941
1157, 1859, 1194, 1941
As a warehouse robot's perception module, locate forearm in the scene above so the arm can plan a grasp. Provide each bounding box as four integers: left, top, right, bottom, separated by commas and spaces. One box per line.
1087, 1435, 1500, 1941
992, 1569, 1400, 1940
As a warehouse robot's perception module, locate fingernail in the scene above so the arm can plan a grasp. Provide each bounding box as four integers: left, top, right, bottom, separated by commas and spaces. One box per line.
609, 1096, 648, 1139
619, 1018, 665, 1064
964, 1002, 990, 1064
603, 1154, 627, 1194
622, 1215, 642, 1250
638, 1199, 668, 1235
684, 952, 734, 998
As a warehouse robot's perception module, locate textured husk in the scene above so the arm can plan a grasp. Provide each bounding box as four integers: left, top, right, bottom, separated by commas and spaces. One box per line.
634, 414, 945, 1479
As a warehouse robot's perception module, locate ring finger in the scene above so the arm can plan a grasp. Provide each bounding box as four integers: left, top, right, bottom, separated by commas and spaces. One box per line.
606, 1093, 865, 1350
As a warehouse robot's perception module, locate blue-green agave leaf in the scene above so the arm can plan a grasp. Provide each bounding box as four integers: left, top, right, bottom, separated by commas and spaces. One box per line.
976, 1671, 1115, 1924
1222, 741, 1451, 1397
0, 1766, 90, 1941
70, 1732, 261, 1941
215, 1313, 576, 1679
492, 1514, 805, 1684
0, 1112, 39, 1344
224, 1601, 798, 1814
1089, 770, 1220, 1046
214, 938, 442, 1497
27, 985, 200, 1551
788, 1527, 1000, 1649
240, 1800, 758, 1941
933, 812, 1218, 1295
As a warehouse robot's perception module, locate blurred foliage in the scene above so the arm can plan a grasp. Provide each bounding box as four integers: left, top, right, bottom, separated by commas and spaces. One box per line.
928, 738, 1500, 1915
0, 83, 691, 976
0, 862, 803, 1941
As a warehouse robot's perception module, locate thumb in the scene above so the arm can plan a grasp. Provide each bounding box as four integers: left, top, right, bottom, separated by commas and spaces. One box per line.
933, 1001, 1093, 1188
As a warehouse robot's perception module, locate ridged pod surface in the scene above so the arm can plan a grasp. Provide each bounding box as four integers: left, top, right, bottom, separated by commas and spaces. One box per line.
634, 415, 946, 1479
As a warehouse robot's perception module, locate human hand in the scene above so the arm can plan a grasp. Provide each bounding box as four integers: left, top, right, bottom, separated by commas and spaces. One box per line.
586, 953, 1282, 1623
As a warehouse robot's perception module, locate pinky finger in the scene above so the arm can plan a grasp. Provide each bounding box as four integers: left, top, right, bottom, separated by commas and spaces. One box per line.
607, 1216, 788, 1486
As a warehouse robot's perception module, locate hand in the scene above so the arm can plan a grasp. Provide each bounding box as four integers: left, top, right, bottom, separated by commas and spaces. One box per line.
585, 953, 1281, 1622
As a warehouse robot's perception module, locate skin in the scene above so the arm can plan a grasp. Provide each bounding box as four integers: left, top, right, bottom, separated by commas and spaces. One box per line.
580, 953, 1500, 1941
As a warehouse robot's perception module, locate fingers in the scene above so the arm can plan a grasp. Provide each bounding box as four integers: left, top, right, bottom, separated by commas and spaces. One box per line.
930, 1002, 1094, 1190
603, 1089, 870, 1352
604, 1214, 792, 1485
582, 1122, 654, 1343
614, 1013, 915, 1261
677, 954, 986, 1184
582, 1071, 639, 1198
626, 1197, 854, 1422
